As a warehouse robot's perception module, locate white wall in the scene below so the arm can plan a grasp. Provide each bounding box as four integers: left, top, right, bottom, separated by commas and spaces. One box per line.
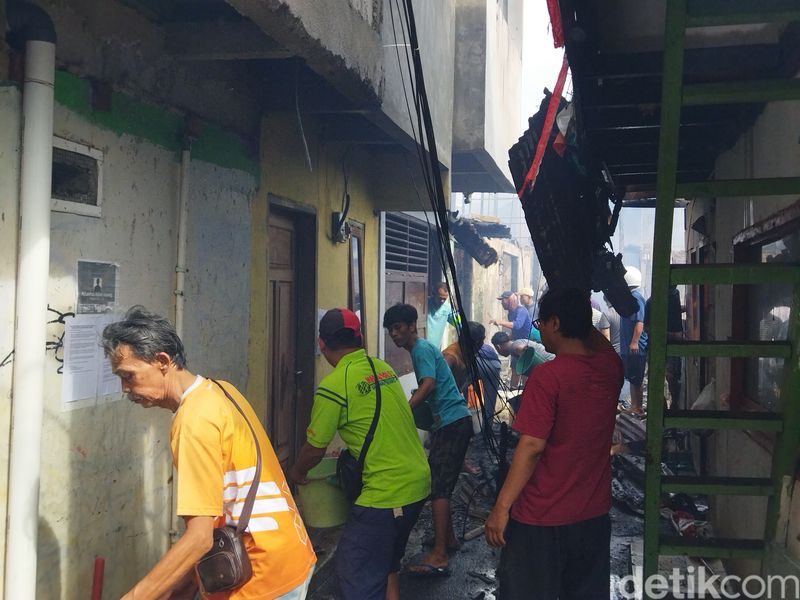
0, 93, 256, 597
483, 0, 523, 180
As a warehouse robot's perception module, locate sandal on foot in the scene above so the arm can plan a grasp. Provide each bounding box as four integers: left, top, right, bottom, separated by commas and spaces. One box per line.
408, 563, 451, 577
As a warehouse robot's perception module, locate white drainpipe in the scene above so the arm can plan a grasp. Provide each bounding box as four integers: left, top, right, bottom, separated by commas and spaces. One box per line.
5, 3, 57, 598
170, 145, 191, 543
175, 147, 190, 337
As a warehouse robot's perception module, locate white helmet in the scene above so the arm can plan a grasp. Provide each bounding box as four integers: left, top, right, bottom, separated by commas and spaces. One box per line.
624, 266, 642, 288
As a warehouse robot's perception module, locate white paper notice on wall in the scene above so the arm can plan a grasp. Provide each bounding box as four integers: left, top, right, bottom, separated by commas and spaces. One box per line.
61, 314, 121, 406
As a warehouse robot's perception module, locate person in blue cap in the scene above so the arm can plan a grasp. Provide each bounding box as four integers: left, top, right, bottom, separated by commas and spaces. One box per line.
490, 291, 532, 341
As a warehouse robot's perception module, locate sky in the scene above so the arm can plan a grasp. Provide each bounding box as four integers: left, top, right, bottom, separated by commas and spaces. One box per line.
520, 1, 568, 130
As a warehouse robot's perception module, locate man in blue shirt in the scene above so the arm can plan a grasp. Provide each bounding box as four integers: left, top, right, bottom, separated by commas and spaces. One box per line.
490, 291, 532, 341
426, 283, 451, 349
620, 267, 649, 415
384, 304, 472, 577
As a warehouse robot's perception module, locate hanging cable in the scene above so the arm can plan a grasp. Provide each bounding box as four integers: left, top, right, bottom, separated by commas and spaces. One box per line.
295, 61, 313, 173
389, 0, 508, 466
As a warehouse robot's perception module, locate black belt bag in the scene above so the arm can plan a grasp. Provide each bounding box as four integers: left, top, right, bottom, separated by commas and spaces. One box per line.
337, 356, 382, 503
195, 380, 263, 594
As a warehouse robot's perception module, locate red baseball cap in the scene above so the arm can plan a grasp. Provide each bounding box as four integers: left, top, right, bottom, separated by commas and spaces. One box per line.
319, 308, 362, 339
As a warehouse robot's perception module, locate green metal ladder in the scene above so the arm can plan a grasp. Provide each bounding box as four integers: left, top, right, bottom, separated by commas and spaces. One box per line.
644, 0, 800, 593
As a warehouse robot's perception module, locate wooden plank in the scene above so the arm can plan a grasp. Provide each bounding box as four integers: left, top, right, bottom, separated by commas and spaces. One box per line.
644, 0, 688, 590
659, 536, 765, 559
666, 341, 792, 358
662, 475, 775, 496
664, 410, 784, 431
684, 80, 800, 106
677, 177, 800, 198
687, 0, 800, 27
669, 264, 800, 285
766, 282, 800, 541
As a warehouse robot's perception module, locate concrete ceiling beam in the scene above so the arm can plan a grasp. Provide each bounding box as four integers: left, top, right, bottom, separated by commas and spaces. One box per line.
224, 0, 380, 108
165, 21, 292, 61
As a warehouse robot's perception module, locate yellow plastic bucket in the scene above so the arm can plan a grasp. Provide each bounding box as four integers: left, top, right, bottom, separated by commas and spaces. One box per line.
296, 456, 349, 528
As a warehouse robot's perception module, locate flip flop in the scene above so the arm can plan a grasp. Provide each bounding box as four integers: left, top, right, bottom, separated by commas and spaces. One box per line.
408, 563, 451, 577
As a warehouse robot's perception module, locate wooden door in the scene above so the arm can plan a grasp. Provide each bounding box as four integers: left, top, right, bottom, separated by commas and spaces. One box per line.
269, 213, 298, 466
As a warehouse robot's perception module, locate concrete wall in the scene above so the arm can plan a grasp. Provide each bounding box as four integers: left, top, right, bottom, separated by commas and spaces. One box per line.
452, 0, 523, 190
453, 0, 486, 151
0, 63, 257, 595
0, 83, 21, 594
183, 162, 254, 391
378, 0, 456, 164
685, 98, 800, 577
457, 238, 533, 327
38, 0, 260, 138
231, 0, 456, 165
482, 0, 523, 177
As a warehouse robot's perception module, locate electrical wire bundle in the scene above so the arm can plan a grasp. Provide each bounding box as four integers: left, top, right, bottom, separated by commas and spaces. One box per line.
387, 0, 523, 474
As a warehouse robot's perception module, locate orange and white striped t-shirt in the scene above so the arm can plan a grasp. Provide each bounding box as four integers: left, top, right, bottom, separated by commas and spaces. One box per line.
171, 377, 316, 599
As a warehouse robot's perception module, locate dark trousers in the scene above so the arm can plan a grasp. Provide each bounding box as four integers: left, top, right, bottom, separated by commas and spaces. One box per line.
498, 513, 611, 600
336, 498, 426, 600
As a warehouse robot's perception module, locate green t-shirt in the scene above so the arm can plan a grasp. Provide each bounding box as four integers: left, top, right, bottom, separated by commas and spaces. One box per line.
306, 349, 431, 508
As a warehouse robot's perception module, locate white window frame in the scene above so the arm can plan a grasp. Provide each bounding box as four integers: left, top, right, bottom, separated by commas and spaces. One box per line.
51, 136, 104, 218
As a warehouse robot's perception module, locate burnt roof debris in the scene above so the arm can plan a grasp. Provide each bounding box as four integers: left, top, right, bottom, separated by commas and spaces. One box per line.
508, 92, 638, 317
456, 216, 512, 240
449, 216, 499, 268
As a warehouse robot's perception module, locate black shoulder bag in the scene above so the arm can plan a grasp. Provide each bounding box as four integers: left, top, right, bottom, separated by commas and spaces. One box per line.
336, 356, 382, 503
194, 379, 262, 594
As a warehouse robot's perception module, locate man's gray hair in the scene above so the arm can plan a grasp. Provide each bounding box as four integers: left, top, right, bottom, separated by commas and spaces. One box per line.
102, 305, 187, 368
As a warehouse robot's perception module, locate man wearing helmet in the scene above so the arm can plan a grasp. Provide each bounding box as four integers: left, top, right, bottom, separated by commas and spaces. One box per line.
621, 266, 648, 414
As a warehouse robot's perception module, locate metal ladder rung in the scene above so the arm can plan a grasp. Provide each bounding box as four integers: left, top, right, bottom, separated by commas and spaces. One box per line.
662, 475, 775, 496
670, 263, 800, 285
664, 410, 784, 432
683, 79, 800, 106
666, 341, 792, 358
687, 0, 800, 27
676, 177, 800, 198
659, 536, 766, 559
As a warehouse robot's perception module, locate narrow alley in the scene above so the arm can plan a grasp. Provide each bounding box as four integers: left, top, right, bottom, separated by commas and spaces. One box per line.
1, 0, 800, 599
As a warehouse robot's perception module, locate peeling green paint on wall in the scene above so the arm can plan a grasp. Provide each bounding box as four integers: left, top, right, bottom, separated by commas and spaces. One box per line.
53, 70, 259, 177
192, 124, 259, 177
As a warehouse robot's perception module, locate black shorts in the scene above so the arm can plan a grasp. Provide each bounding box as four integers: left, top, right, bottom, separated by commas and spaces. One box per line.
623, 353, 647, 385
336, 498, 426, 599
498, 513, 611, 600
428, 416, 473, 500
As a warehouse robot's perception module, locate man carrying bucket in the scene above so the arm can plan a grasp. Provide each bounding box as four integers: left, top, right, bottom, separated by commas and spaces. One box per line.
289, 309, 430, 600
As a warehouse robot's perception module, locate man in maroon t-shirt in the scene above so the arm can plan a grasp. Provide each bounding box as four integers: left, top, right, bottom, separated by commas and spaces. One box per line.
485, 287, 623, 600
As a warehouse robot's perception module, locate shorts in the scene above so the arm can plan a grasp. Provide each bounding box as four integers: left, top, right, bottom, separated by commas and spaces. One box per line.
429, 416, 473, 499
498, 513, 610, 600
336, 498, 426, 599
623, 353, 647, 386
